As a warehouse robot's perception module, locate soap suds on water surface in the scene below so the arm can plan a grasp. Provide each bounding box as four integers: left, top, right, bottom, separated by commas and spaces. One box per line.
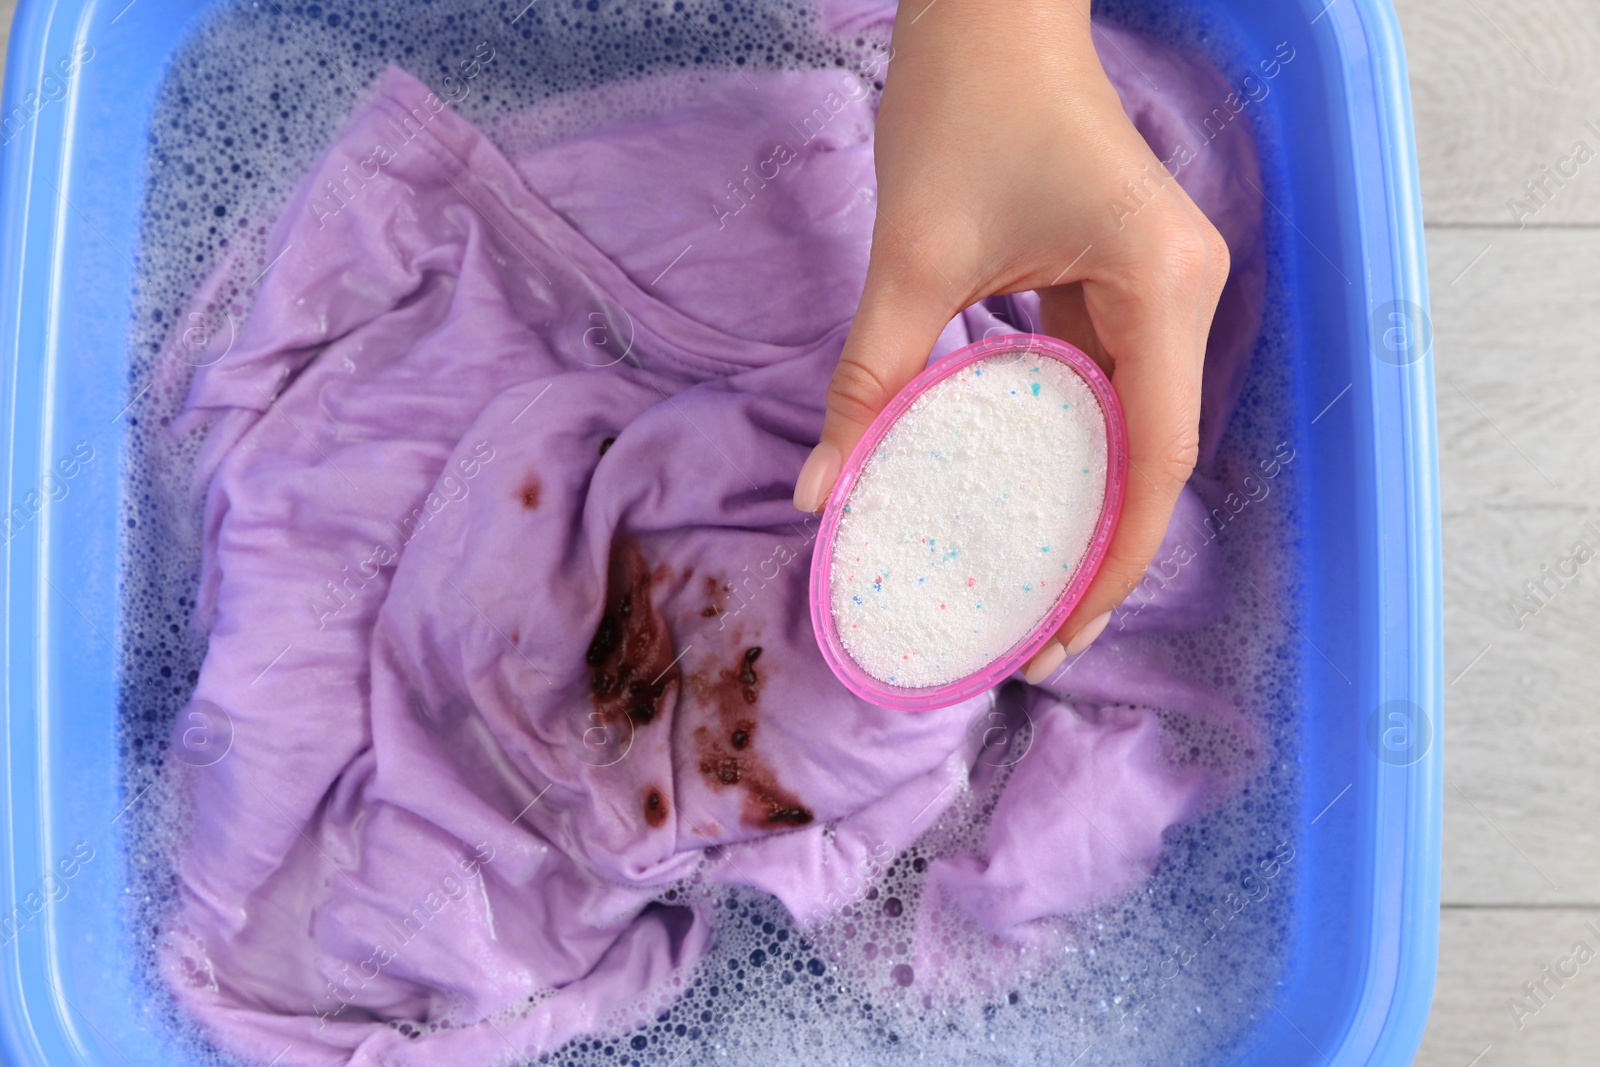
830, 352, 1108, 688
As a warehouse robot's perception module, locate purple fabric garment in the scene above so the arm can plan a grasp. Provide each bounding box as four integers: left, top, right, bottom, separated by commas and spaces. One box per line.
157, 15, 1264, 1066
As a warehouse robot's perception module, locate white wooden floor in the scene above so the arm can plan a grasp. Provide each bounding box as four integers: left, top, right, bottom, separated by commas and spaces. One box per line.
1399, 0, 1600, 1060
1, 0, 1594, 1062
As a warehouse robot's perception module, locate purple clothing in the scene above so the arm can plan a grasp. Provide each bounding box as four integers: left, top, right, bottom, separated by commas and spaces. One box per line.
157, 13, 1264, 1065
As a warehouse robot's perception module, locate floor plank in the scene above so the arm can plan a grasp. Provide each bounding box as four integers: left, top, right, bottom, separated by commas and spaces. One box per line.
1415, 908, 1600, 1067
1395, 0, 1600, 225
1431, 228, 1600, 911
0, 0, 14, 88
1432, 228, 1600, 504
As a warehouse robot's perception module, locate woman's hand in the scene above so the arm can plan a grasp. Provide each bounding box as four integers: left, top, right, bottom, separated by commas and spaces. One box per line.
793, 0, 1231, 683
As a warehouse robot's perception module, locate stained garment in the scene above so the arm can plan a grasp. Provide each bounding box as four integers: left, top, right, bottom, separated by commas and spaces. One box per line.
157, 8, 1266, 1064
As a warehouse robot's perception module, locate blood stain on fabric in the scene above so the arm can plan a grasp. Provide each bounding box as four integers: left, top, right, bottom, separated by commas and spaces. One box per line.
700, 574, 730, 618
643, 786, 669, 828
518, 472, 543, 510
738, 646, 762, 703
586, 539, 679, 728
692, 644, 812, 829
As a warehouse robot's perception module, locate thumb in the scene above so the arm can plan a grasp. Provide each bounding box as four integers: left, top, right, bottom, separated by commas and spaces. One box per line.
794, 269, 955, 512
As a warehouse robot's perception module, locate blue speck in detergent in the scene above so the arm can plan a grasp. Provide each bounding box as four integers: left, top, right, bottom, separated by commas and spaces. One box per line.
1031, 382, 1041, 397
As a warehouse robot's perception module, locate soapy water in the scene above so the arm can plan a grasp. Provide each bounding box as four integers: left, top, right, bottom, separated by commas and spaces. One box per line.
115, 0, 1302, 1063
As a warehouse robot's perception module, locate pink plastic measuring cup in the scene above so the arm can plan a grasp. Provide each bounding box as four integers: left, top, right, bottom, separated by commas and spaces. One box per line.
808, 333, 1128, 711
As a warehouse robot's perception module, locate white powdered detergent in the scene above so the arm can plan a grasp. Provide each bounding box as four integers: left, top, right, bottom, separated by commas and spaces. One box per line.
829, 351, 1109, 688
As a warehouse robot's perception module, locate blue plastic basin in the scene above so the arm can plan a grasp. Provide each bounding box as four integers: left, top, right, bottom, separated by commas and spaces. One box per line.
0, 0, 1439, 1063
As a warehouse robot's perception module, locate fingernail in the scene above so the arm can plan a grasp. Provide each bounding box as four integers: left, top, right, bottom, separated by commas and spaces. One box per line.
1022, 641, 1066, 685
1064, 611, 1112, 656
793, 441, 842, 513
